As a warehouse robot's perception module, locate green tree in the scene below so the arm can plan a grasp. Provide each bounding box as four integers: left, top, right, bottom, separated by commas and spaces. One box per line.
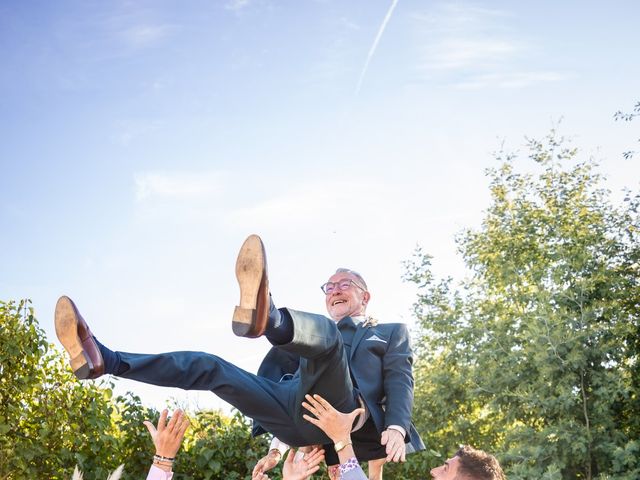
179, 410, 268, 480
1, 300, 123, 478
0, 299, 273, 479
404, 130, 640, 479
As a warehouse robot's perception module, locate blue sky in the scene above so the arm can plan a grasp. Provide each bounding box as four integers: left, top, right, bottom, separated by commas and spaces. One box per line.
2, 0, 639, 411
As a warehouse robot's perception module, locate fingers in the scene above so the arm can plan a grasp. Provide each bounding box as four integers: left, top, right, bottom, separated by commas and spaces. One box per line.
253, 452, 281, 478
302, 394, 324, 417
301, 401, 317, 417
381, 430, 406, 462
143, 420, 157, 440
252, 457, 267, 477
311, 393, 331, 409
252, 470, 268, 480
302, 403, 319, 425
303, 394, 364, 420
304, 394, 328, 413
293, 448, 323, 476
166, 408, 182, 432
176, 414, 190, 439
306, 465, 321, 476
157, 409, 168, 433
387, 443, 406, 463
302, 413, 320, 427
385, 437, 398, 458
304, 447, 325, 469
284, 449, 295, 465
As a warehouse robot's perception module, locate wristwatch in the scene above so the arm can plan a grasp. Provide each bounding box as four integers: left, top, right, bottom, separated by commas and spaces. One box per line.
334, 439, 353, 453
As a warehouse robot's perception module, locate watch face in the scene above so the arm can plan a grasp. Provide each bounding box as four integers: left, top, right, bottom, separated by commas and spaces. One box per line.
334, 440, 352, 452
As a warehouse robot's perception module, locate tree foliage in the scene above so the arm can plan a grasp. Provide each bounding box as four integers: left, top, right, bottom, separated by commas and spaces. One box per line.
3, 127, 639, 480
405, 130, 640, 479
0, 299, 269, 479
614, 101, 640, 159
178, 410, 268, 480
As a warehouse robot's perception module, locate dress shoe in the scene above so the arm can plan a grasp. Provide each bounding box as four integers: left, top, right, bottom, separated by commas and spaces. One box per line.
233, 234, 270, 337
55, 296, 105, 379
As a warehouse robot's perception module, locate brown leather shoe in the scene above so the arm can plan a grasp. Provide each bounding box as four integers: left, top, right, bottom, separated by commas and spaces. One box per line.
233, 234, 270, 337
54, 296, 105, 379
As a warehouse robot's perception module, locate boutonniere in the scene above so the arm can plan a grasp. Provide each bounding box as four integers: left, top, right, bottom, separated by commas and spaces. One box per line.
362, 316, 379, 327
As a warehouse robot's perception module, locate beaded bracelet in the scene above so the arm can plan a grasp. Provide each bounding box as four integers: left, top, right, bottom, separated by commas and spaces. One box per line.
153, 454, 175, 467
154, 454, 175, 463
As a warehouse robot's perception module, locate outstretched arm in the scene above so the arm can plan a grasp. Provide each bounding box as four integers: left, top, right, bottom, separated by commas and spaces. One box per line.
144, 408, 190, 479
252, 438, 289, 480
302, 393, 368, 480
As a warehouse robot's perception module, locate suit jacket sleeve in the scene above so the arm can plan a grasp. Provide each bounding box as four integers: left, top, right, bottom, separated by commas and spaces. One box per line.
382, 323, 414, 434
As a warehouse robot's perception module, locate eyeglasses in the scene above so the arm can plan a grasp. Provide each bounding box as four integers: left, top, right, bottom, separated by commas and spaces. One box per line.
320, 279, 367, 295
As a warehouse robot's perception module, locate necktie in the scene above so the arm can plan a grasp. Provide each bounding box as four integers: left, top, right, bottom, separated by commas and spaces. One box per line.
338, 316, 356, 332
338, 317, 357, 384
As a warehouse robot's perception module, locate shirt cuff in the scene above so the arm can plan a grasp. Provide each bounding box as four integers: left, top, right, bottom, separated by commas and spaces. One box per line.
147, 465, 173, 480
269, 437, 290, 456
339, 457, 360, 475
386, 425, 406, 438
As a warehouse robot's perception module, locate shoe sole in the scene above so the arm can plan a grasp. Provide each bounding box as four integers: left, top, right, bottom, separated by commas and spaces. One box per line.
233, 234, 266, 337
54, 296, 93, 379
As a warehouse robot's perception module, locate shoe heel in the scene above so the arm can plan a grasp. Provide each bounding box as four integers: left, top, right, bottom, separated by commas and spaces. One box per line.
70, 351, 92, 379
232, 306, 257, 337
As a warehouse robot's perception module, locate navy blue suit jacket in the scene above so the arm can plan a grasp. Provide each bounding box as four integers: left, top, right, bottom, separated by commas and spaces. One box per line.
253, 317, 424, 453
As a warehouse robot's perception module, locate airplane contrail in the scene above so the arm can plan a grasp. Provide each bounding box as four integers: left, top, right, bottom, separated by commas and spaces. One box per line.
355, 0, 400, 96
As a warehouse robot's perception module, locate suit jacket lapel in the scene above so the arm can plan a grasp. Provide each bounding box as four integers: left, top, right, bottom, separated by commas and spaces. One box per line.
350, 321, 368, 360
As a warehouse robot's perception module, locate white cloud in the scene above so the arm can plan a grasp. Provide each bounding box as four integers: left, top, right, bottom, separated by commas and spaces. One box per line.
411, 4, 511, 33
134, 172, 226, 201
120, 24, 173, 49
225, 0, 251, 11
227, 180, 375, 229
339, 17, 360, 31
422, 38, 518, 70
454, 71, 568, 90
413, 3, 518, 73
410, 3, 568, 89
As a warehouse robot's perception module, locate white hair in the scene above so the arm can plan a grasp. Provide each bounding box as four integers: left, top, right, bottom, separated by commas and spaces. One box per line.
334, 268, 368, 291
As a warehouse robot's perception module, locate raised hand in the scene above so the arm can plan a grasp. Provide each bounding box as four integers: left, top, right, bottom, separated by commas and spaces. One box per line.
143, 408, 190, 458
282, 447, 324, 480
301, 393, 364, 443
252, 449, 282, 480
380, 428, 406, 462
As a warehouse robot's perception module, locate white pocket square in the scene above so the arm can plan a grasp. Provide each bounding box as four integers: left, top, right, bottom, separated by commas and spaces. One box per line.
366, 334, 387, 343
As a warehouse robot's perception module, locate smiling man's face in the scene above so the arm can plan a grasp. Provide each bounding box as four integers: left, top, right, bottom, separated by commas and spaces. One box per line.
324, 271, 370, 321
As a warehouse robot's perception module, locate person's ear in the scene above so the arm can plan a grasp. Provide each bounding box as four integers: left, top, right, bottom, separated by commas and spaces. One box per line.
362, 291, 371, 305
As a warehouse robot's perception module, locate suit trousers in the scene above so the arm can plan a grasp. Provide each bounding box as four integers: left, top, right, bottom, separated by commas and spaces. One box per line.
117, 309, 359, 447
